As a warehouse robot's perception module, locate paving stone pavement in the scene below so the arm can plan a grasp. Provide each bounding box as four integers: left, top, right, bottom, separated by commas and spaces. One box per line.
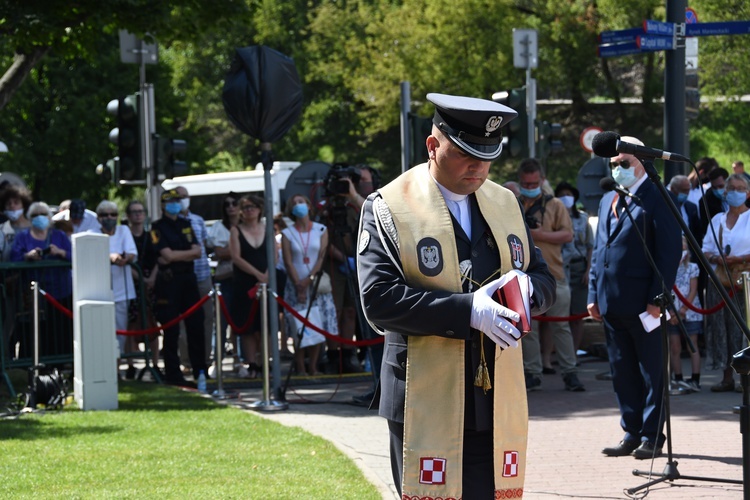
220, 355, 747, 499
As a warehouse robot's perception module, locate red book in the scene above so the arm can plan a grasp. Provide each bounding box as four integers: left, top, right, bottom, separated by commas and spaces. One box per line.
495, 272, 532, 335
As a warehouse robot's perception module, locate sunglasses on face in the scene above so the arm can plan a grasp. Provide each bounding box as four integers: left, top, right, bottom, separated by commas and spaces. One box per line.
609, 160, 631, 169
242, 205, 259, 211
99, 213, 118, 218
224, 200, 238, 207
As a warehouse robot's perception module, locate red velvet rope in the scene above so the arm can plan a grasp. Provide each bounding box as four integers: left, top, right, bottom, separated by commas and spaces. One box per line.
40, 288, 211, 336
217, 289, 259, 334
671, 283, 735, 315
273, 292, 384, 347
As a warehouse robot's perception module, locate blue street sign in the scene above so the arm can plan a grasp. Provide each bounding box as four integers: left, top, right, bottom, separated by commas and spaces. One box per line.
598, 27, 641, 44
686, 20, 750, 37
637, 35, 675, 51
598, 41, 640, 58
643, 19, 675, 37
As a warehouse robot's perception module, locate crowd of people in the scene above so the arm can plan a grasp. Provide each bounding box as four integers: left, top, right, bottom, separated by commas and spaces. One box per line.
0, 167, 380, 386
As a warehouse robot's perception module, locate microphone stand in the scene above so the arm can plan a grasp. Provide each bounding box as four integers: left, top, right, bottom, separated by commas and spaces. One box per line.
625, 159, 748, 496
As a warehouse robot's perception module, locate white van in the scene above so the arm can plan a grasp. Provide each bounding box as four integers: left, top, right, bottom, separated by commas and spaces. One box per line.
161, 160, 332, 223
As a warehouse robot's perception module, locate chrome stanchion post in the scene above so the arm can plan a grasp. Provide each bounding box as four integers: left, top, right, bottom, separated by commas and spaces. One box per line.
32, 281, 39, 371
249, 283, 288, 411
212, 283, 227, 399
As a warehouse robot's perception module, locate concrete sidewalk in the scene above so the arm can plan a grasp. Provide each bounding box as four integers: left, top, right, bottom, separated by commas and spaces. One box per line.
224, 354, 747, 499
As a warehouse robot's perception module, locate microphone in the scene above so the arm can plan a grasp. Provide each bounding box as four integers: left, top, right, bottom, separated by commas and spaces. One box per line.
600, 177, 642, 205
591, 131, 690, 162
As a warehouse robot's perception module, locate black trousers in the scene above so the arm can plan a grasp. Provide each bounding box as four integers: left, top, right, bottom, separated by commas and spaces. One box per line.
387, 419, 494, 499
155, 273, 206, 379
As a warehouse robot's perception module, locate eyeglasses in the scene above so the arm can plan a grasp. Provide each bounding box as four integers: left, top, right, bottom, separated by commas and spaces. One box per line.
241, 205, 259, 211
30, 213, 49, 218
726, 187, 748, 193
609, 160, 631, 169
224, 200, 238, 207
99, 213, 118, 218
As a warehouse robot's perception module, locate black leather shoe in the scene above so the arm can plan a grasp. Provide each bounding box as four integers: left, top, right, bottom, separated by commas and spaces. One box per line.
602, 440, 640, 457
633, 441, 662, 460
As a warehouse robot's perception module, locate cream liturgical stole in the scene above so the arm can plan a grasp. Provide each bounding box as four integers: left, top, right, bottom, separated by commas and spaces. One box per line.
379, 164, 531, 500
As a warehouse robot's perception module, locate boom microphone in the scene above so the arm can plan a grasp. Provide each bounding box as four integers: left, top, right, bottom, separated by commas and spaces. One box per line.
591, 131, 690, 162
599, 177, 642, 205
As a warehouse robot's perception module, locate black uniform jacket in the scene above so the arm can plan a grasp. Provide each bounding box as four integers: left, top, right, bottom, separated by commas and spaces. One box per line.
358, 192, 556, 430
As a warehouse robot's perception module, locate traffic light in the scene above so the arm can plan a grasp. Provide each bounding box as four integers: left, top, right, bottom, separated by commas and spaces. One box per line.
107, 93, 142, 181
535, 120, 563, 159
492, 87, 528, 159
95, 158, 117, 183
409, 112, 433, 166
155, 136, 188, 179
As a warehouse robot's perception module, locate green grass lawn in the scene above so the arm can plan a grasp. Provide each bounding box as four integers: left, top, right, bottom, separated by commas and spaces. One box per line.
0, 381, 381, 499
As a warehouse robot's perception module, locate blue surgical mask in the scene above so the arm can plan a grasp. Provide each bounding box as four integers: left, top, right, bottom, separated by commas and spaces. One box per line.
713, 188, 725, 198
726, 191, 747, 207
559, 195, 575, 209
520, 187, 541, 199
612, 166, 637, 188
4, 209, 23, 221
676, 192, 688, 204
291, 202, 309, 218
31, 215, 50, 230
164, 201, 182, 216
179, 198, 190, 212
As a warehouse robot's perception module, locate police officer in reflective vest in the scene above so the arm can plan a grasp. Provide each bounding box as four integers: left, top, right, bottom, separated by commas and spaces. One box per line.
151, 189, 208, 386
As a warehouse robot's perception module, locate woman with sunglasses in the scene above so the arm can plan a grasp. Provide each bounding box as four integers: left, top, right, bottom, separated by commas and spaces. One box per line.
11, 201, 73, 358
96, 200, 138, 379
229, 194, 269, 378
207, 193, 242, 372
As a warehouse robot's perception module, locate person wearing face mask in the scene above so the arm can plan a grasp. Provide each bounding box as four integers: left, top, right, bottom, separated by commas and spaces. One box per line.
554, 181, 593, 359
11, 201, 73, 359
667, 175, 703, 246
281, 194, 339, 376
588, 136, 681, 460
517, 159, 582, 392
95, 200, 138, 379
701, 173, 750, 393
174, 186, 214, 371
150, 189, 207, 387
686, 157, 717, 207
698, 167, 729, 236
0, 184, 32, 261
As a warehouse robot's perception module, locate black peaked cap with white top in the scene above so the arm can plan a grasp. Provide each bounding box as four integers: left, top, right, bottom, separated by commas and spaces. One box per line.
427, 93, 518, 161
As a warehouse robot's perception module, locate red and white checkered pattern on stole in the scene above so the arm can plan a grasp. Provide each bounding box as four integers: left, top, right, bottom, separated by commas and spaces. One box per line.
503, 451, 519, 477
419, 457, 447, 485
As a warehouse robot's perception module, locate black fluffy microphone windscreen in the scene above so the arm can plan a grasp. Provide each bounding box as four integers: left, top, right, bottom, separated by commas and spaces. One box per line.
591, 131, 620, 158
599, 177, 617, 192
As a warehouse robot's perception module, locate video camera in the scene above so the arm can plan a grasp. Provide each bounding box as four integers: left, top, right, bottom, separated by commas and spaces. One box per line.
324, 163, 361, 197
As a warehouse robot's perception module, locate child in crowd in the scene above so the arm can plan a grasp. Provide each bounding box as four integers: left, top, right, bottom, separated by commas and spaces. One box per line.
669, 236, 702, 392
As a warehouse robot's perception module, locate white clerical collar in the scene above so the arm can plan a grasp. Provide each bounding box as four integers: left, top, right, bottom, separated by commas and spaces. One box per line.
432, 177, 468, 203
431, 175, 471, 239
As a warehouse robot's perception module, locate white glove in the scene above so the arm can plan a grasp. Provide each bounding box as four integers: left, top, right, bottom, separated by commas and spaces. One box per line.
470, 277, 521, 349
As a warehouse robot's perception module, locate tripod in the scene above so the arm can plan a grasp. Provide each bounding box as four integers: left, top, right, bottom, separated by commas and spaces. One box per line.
627, 294, 743, 494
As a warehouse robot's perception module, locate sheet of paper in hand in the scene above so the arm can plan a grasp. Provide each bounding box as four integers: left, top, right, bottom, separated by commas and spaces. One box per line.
494, 271, 532, 335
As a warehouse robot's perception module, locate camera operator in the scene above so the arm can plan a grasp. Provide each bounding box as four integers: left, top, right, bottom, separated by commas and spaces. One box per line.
321, 164, 378, 373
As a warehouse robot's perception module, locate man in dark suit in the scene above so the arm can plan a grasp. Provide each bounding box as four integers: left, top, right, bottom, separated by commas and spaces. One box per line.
587, 136, 681, 460
357, 93, 555, 499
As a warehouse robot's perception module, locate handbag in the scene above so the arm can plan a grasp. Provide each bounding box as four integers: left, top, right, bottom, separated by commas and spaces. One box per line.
715, 225, 750, 288
214, 260, 233, 281
316, 271, 332, 294
292, 304, 326, 348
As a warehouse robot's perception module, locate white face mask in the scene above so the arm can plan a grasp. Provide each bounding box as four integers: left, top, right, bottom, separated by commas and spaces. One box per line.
681, 250, 689, 262
179, 198, 190, 212
559, 195, 575, 209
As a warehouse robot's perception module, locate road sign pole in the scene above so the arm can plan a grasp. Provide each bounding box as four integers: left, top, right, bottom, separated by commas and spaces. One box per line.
527, 71, 536, 159
664, 0, 687, 182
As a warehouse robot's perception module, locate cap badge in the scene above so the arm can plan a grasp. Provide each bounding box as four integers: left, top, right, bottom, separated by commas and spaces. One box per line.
485, 116, 503, 136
